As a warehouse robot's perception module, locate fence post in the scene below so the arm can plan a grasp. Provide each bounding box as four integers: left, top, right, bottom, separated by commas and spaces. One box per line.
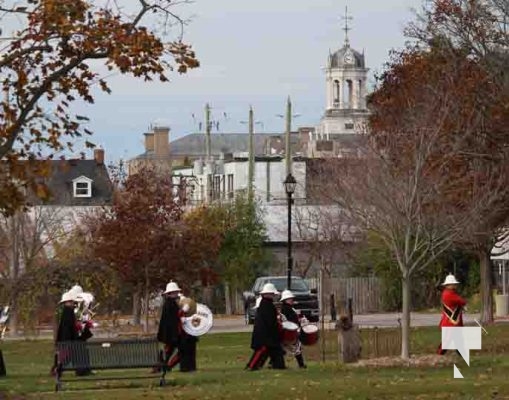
330, 294, 337, 322
348, 298, 353, 323
374, 327, 379, 358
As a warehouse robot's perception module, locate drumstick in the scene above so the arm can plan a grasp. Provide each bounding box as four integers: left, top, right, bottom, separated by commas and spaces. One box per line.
474, 319, 488, 335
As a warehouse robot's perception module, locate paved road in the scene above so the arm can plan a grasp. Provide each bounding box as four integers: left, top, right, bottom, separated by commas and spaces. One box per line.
207, 312, 483, 333
1, 312, 487, 341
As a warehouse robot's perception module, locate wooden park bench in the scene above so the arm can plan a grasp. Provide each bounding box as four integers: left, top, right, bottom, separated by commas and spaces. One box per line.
54, 338, 169, 392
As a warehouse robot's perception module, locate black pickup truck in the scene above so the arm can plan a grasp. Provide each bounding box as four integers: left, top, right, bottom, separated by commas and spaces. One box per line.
242, 276, 319, 324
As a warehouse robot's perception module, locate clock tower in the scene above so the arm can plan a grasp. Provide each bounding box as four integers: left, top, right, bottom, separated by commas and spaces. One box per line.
316, 7, 369, 139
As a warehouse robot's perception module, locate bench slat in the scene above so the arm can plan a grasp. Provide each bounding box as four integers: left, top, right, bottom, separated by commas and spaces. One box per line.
56, 338, 160, 371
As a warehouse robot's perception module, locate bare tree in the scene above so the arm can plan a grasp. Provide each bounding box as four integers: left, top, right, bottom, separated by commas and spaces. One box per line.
293, 205, 360, 278
310, 45, 509, 357
0, 206, 75, 333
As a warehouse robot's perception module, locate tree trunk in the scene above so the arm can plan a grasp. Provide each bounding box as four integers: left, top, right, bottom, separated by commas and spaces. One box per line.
144, 265, 150, 333
132, 285, 142, 325
400, 273, 411, 359
9, 215, 20, 336
224, 283, 232, 315
202, 286, 213, 307
9, 306, 18, 337
144, 286, 150, 334
479, 248, 494, 324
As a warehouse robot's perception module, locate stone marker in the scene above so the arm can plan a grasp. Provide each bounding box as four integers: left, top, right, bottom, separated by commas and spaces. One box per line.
337, 315, 361, 363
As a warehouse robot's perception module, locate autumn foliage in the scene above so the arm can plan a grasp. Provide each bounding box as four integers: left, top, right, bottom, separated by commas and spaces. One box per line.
369, 46, 509, 216
372, 0, 509, 324
0, 0, 199, 215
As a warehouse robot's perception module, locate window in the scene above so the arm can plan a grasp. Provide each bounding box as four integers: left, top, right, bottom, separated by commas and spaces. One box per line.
213, 176, 221, 200
72, 176, 92, 198
316, 140, 333, 151
227, 174, 234, 199
345, 123, 354, 130
333, 80, 340, 106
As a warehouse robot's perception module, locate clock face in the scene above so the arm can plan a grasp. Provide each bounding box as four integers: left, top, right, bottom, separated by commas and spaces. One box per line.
344, 53, 354, 64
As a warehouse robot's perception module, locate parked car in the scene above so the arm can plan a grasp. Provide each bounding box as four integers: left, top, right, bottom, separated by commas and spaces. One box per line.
243, 276, 319, 325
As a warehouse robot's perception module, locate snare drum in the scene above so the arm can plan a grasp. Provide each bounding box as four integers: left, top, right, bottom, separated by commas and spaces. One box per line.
299, 324, 319, 346
281, 321, 299, 345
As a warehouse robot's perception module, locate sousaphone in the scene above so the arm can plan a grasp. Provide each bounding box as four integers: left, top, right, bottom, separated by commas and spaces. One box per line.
182, 304, 214, 337
178, 296, 197, 317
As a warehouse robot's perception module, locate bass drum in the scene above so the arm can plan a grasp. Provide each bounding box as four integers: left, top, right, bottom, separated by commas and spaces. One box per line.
182, 303, 214, 337
281, 321, 299, 345
299, 324, 319, 346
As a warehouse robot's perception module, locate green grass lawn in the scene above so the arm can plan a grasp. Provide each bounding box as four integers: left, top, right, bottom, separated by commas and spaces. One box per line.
1, 326, 509, 399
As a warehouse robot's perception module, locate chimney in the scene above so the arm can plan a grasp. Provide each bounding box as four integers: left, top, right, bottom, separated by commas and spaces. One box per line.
94, 147, 105, 165
144, 132, 155, 152
153, 126, 170, 158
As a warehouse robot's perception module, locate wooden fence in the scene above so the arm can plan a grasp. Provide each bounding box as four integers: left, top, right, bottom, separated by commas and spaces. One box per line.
214, 276, 382, 316
307, 276, 382, 315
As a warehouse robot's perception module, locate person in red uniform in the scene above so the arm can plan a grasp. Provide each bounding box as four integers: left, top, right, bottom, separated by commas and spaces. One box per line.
437, 274, 467, 355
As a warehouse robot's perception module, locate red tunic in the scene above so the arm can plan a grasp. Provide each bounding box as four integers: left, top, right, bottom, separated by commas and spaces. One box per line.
439, 288, 466, 327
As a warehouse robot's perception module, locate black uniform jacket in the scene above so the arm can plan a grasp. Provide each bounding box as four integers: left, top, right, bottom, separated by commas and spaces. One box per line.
281, 303, 300, 326
251, 297, 280, 350
56, 305, 79, 343
157, 296, 181, 346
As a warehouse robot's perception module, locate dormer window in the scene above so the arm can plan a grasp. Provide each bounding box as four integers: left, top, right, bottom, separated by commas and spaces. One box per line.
72, 176, 93, 198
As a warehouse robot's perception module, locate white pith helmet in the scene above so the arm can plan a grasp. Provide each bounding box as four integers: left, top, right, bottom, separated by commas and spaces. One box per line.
164, 281, 182, 294
59, 291, 76, 304
260, 283, 279, 295
441, 274, 460, 286
69, 284, 83, 297
280, 290, 295, 302
76, 292, 94, 306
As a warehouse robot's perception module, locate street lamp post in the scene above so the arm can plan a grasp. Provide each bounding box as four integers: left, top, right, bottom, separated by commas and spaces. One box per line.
283, 173, 297, 290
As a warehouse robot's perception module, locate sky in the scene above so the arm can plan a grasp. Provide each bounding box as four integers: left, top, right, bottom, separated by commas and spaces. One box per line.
69, 0, 424, 162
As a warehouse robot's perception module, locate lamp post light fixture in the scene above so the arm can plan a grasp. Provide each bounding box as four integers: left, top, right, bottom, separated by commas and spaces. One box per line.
283, 173, 297, 290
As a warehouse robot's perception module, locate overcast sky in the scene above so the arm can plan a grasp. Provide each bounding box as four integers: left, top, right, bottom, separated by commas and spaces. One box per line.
71, 0, 424, 162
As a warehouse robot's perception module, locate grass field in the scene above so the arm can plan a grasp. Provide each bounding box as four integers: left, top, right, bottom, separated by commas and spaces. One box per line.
1, 326, 509, 399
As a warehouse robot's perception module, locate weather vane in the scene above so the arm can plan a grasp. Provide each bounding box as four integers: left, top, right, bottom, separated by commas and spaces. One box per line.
341, 5, 353, 46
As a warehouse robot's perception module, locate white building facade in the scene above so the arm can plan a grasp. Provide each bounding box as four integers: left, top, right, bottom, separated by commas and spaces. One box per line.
172, 155, 306, 206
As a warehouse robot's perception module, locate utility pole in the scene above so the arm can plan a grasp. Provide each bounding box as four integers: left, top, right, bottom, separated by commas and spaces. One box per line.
205, 103, 211, 162
285, 96, 292, 176
277, 97, 300, 176
248, 106, 255, 203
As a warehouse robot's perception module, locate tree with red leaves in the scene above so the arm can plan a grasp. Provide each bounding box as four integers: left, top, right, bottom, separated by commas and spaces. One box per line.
406, 0, 509, 324
90, 166, 188, 329
313, 43, 509, 358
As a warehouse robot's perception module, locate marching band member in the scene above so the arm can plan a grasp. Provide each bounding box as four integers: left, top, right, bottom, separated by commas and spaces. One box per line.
52, 290, 92, 376
178, 294, 198, 372
157, 281, 183, 372
437, 274, 467, 355
56, 291, 80, 343
246, 283, 286, 371
280, 290, 307, 368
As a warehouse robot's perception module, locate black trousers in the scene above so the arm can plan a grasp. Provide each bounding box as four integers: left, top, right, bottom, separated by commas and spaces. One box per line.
247, 345, 285, 370
164, 343, 180, 370
179, 334, 198, 372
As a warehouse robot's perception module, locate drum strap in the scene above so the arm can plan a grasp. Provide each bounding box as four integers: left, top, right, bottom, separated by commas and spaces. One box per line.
442, 302, 461, 325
